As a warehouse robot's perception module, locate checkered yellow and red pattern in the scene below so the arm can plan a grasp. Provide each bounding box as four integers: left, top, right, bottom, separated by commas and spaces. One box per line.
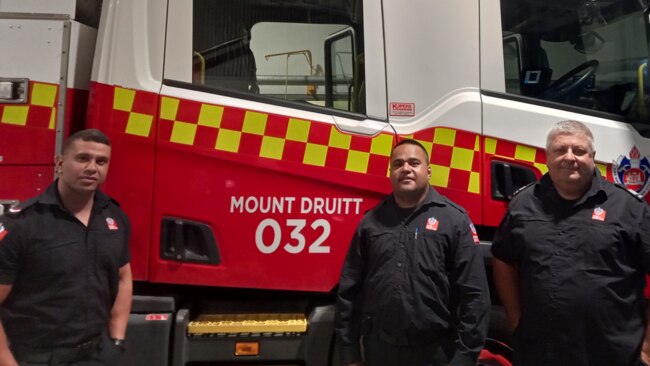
0, 82, 58, 130
111, 87, 158, 138
409, 128, 481, 194
112, 87, 486, 193
156, 96, 395, 177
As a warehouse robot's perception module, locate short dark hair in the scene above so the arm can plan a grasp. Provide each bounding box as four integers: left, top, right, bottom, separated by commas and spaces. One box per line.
62, 129, 111, 155
391, 138, 430, 164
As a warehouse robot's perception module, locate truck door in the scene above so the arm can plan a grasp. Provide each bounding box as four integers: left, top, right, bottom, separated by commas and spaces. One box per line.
0, 4, 96, 211
150, 0, 389, 291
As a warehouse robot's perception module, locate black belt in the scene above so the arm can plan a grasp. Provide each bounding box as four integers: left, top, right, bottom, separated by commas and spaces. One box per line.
13, 336, 102, 364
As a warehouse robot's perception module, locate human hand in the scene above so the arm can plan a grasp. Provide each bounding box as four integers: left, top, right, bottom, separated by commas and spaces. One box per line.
641, 338, 650, 366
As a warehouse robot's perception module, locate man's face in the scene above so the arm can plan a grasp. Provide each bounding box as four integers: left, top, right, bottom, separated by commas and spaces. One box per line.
390, 143, 431, 198
546, 132, 595, 190
56, 140, 111, 194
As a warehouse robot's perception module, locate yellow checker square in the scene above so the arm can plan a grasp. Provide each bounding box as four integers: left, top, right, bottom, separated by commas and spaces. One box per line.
304, 143, 327, 167
160, 97, 180, 121
48, 108, 56, 129
286, 118, 310, 142
468, 172, 480, 194
1, 106, 29, 126
346, 150, 370, 173
535, 163, 549, 175
418, 141, 433, 158
597, 164, 607, 177
31, 83, 57, 107
430, 164, 450, 188
113, 88, 136, 112
450, 147, 475, 171
260, 136, 285, 160
215, 129, 242, 153
474, 136, 480, 151
170, 121, 197, 145
515, 145, 537, 162
198, 104, 224, 128
370, 134, 393, 156
433, 128, 456, 147
243, 111, 268, 135
328, 127, 351, 149
484, 138, 497, 155
126, 112, 153, 137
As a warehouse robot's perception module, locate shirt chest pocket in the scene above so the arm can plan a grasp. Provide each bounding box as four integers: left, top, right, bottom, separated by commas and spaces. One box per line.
580, 223, 628, 273
26, 239, 83, 279
366, 231, 398, 268
93, 231, 125, 269
414, 231, 447, 274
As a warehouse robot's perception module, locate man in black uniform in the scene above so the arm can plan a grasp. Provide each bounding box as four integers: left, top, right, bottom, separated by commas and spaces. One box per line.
336, 139, 490, 366
492, 120, 650, 366
0, 129, 132, 365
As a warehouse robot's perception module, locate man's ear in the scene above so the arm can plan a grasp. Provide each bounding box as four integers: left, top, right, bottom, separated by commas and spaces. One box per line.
54, 155, 63, 175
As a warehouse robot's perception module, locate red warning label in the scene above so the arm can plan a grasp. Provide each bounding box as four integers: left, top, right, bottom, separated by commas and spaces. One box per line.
389, 102, 415, 117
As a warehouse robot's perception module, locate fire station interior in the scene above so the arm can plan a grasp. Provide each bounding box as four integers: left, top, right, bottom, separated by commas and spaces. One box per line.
191, 0, 366, 115
500, 0, 650, 136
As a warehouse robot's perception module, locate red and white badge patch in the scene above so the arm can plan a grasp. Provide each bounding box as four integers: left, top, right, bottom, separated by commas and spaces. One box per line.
592, 207, 606, 221
106, 217, 119, 230
470, 223, 480, 244
425, 217, 439, 231
0, 223, 7, 242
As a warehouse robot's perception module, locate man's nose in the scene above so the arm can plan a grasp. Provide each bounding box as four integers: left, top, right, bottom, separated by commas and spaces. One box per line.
85, 160, 99, 171
564, 149, 577, 160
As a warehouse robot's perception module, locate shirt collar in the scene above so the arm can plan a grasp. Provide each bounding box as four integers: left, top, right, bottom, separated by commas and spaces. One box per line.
388, 186, 447, 209
536, 168, 606, 204
38, 180, 111, 210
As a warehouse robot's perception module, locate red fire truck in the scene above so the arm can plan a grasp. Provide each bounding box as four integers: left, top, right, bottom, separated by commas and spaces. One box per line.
2, 0, 650, 364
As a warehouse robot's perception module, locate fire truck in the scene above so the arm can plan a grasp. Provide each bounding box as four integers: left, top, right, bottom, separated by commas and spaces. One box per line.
2, 0, 650, 364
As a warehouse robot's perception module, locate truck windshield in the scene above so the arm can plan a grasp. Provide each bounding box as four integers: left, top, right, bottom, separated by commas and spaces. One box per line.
501, 0, 650, 136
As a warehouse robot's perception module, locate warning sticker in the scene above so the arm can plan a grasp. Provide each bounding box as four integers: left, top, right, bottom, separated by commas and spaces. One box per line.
389, 102, 415, 117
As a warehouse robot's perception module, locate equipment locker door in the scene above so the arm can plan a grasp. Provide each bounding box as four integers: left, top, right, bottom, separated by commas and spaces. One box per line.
0, 14, 70, 207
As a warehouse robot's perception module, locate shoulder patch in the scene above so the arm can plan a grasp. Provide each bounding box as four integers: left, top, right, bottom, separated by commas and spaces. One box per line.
0, 222, 7, 242
613, 182, 644, 202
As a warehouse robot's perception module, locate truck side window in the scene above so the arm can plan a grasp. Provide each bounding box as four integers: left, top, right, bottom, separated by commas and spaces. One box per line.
499, 0, 650, 135
192, 0, 365, 114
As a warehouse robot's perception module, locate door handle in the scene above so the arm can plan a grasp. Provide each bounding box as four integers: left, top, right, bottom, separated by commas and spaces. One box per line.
0, 78, 29, 104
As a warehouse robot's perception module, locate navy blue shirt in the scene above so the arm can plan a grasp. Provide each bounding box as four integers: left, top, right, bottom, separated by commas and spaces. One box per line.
336, 188, 489, 366
0, 181, 130, 351
492, 170, 650, 366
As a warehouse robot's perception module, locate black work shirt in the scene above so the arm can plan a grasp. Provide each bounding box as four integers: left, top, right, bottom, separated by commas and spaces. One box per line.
336, 188, 490, 366
492, 170, 650, 366
0, 181, 131, 351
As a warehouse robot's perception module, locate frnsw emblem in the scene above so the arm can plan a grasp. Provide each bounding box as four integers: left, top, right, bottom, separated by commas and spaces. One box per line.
612, 146, 650, 197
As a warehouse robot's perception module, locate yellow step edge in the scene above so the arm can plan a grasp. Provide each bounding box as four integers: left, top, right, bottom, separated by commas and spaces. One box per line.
188, 313, 308, 334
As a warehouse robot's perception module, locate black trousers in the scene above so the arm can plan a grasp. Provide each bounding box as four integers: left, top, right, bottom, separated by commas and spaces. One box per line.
14, 335, 120, 366
362, 330, 454, 366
